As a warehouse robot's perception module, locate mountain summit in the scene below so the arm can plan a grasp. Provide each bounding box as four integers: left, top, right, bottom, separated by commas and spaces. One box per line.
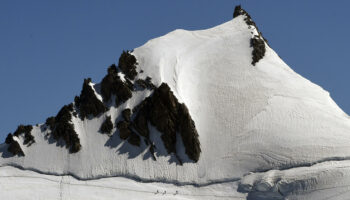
1, 6, 350, 199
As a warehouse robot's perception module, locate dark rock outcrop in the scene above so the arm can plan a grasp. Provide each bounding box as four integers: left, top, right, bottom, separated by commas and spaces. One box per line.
133, 108, 149, 138
5, 133, 13, 144
1, 25, 201, 163
45, 104, 81, 153
100, 64, 132, 106
75, 78, 106, 119
177, 104, 201, 162
128, 132, 141, 147
5, 133, 25, 156
45, 117, 55, 129
135, 77, 156, 90
132, 83, 201, 162
2, 124, 33, 157
116, 109, 141, 147
118, 51, 138, 80
233, 5, 258, 28
13, 125, 35, 146
233, 5, 267, 65
116, 120, 141, 147
125, 78, 134, 91
233, 5, 266, 40
251, 36, 266, 66
100, 116, 113, 135
117, 121, 132, 140
233, 5, 245, 18
122, 109, 131, 122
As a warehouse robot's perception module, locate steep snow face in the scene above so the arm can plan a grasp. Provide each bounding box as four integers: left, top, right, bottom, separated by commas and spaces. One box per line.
132, 14, 350, 179
1, 13, 350, 186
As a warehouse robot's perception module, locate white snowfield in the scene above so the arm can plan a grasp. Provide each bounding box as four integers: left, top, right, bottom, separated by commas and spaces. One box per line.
2, 14, 350, 199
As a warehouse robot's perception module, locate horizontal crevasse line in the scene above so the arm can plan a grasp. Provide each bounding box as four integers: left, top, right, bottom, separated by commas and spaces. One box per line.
0, 173, 243, 199
251, 156, 350, 174
0, 164, 240, 187
3, 156, 350, 190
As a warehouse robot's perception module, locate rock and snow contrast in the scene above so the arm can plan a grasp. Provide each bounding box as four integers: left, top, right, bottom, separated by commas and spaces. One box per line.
1, 6, 350, 199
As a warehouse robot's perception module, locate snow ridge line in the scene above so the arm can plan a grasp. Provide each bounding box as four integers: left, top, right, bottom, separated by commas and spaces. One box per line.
0, 164, 240, 187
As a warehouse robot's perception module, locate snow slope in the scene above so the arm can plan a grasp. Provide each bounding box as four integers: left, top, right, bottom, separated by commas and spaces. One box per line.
2, 9, 350, 199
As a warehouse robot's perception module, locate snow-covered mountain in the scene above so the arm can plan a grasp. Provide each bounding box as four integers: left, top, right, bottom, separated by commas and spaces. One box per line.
2, 6, 350, 199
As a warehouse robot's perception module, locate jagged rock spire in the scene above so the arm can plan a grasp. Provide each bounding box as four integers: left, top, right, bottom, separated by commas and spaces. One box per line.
233, 5, 245, 18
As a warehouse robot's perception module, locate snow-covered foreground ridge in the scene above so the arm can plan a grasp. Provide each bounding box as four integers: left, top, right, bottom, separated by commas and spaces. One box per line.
2, 6, 350, 198
3, 161, 350, 200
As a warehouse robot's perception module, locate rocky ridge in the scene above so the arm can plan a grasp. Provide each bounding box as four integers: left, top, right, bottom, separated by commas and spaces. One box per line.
3, 51, 201, 163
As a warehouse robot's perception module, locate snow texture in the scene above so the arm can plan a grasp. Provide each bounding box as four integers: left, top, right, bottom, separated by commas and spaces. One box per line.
1, 14, 350, 199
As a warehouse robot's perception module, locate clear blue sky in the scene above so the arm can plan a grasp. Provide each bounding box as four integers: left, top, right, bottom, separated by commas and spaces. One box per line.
1, 0, 350, 141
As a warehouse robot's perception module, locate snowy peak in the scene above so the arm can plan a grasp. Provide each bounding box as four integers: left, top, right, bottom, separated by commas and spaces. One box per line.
233, 5, 250, 19
1, 6, 350, 191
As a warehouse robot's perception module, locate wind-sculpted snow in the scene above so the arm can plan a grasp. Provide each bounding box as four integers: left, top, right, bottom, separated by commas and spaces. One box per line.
1, 7, 350, 200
